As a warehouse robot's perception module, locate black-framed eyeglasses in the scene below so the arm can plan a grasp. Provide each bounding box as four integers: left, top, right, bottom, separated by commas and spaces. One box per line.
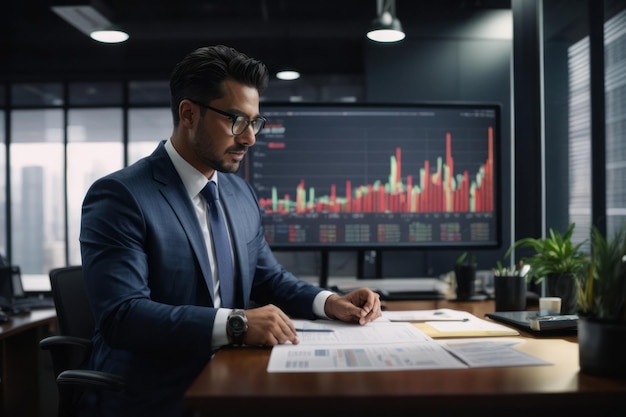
187, 98, 266, 136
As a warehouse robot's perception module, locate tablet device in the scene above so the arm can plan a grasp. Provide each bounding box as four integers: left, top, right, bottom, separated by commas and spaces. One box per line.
486, 310, 578, 334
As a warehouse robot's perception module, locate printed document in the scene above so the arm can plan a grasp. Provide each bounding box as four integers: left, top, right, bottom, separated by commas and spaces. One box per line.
267, 315, 551, 373
291, 318, 432, 344
381, 309, 519, 338
267, 341, 468, 372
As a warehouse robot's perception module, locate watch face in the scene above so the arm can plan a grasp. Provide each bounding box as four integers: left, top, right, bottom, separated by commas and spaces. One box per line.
230, 316, 246, 334
228, 310, 247, 345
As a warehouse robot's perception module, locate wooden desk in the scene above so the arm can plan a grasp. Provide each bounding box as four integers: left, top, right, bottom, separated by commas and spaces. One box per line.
0, 309, 57, 417
185, 300, 626, 416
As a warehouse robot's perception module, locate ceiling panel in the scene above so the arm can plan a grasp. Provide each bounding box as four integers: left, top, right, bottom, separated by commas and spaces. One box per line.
0, 0, 512, 81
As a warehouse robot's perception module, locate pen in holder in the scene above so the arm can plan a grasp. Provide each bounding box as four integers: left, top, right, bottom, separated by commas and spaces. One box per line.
494, 275, 527, 312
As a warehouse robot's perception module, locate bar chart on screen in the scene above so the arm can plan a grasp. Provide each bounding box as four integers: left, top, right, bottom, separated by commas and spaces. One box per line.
246, 103, 500, 249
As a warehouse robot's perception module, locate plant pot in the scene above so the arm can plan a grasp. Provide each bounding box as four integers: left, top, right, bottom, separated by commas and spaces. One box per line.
578, 317, 626, 378
454, 264, 476, 301
545, 273, 577, 314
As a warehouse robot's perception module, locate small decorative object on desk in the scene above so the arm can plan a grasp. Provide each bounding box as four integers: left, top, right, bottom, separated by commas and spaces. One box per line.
539, 297, 561, 315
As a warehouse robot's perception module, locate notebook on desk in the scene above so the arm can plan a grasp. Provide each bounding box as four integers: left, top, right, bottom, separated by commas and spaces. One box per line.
330, 278, 449, 301
0, 266, 55, 314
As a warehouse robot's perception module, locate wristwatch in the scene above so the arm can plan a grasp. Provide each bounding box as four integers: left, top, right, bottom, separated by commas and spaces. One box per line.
226, 309, 248, 346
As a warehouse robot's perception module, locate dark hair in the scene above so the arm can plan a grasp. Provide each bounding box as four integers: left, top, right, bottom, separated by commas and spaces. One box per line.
169, 45, 269, 126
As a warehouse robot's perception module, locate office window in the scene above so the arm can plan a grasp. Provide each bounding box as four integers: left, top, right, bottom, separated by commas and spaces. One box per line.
567, 37, 592, 243
566, 5, 626, 240
67, 109, 124, 265
129, 81, 170, 105
128, 108, 171, 164
605, 7, 626, 235
10, 109, 64, 275
11, 83, 64, 107
69, 82, 123, 106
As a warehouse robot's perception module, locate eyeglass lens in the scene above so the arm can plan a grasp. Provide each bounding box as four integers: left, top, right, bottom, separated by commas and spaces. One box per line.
233, 116, 265, 135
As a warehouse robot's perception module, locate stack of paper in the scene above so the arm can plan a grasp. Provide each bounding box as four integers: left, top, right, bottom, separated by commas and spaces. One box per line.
266, 311, 549, 373
381, 308, 520, 338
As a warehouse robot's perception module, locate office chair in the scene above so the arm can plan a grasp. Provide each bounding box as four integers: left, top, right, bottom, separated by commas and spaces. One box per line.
40, 266, 125, 417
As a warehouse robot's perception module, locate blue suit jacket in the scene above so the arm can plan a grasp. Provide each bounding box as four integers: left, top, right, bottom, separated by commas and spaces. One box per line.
79, 141, 322, 416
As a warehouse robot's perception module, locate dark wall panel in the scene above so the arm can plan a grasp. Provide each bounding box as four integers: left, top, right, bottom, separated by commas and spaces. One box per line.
365, 40, 459, 102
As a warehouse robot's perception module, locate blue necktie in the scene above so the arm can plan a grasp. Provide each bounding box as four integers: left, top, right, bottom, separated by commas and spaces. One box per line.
200, 182, 235, 308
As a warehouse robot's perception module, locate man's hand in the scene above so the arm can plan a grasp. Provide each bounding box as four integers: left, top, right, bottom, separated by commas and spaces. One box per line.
242, 304, 299, 346
324, 288, 382, 325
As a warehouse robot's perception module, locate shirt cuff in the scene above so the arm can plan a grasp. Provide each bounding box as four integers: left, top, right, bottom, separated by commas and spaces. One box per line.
213, 290, 335, 348
313, 290, 336, 319
212, 308, 231, 349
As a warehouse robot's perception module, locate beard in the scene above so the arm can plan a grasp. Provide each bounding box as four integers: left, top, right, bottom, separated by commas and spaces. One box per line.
190, 128, 245, 174
206, 154, 242, 174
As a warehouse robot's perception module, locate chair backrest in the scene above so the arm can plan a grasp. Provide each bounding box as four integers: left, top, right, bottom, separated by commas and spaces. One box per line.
49, 266, 95, 339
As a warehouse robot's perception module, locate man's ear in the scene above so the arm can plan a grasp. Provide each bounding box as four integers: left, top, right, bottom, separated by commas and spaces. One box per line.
179, 99, 196, 128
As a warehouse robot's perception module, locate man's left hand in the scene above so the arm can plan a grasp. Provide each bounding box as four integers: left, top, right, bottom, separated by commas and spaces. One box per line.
324, 288, 382, 325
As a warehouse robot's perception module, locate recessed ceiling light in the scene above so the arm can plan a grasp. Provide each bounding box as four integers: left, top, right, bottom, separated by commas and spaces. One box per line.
276, 70, 301, 81
90, 30, 129, 44
52, 5, 129, 44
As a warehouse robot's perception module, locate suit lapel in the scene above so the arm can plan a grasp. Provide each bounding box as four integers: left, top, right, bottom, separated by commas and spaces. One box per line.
149, 142, 216, 303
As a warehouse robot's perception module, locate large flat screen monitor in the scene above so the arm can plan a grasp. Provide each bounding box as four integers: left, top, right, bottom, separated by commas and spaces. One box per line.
243, 102, 501, 250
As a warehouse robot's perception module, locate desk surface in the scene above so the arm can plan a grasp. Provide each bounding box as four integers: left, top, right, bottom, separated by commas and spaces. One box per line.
0, 308, 56, 339
185, 300, 626, 416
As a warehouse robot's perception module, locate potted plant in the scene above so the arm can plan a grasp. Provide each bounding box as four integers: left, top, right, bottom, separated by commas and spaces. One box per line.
504, 223, 587, 313
576, 223, 626, 378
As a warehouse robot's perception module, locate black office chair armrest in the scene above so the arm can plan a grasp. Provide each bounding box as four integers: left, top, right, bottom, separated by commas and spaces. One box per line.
40, 335, 92, 351
57, 369, 125, 391
40, 335, 93, 378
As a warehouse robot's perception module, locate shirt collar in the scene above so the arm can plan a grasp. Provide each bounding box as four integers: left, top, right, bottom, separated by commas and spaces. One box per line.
164, 138, 217, 199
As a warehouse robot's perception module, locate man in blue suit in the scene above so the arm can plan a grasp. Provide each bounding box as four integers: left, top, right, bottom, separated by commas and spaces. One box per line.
79, 45, 382, 416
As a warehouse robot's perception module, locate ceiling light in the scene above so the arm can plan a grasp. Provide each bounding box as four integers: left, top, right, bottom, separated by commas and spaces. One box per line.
276, 70, 301, 81
367, 0, 405, 43
90, 29, 129, 43
52, 4, 129, 44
